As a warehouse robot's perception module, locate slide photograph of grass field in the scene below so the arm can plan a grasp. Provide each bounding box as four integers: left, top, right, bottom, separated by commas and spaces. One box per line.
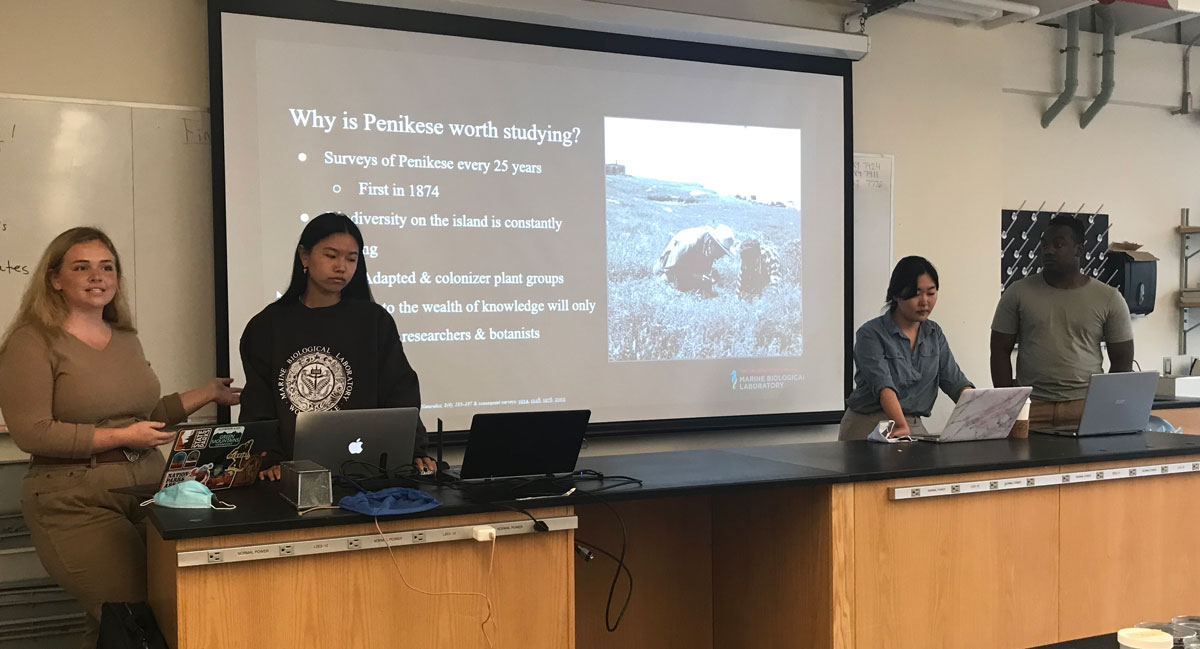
605, 117, 804, 362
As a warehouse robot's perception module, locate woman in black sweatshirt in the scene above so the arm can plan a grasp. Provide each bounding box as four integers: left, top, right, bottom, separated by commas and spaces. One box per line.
238, 212, 434, 475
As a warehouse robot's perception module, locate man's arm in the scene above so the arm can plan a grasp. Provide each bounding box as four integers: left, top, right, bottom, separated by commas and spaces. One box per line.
1106, 340, 1134, 373
989, 286, 1021, 389
990, 331, 1017, 388
1102, 289, 1134, 373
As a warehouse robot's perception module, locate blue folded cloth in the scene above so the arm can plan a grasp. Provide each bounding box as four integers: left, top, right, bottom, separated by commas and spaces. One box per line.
338, 487, 441, 516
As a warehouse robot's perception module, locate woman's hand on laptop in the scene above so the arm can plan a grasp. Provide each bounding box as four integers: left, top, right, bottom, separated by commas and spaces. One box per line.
259, 465, 282, 481
413, 456, 436, 475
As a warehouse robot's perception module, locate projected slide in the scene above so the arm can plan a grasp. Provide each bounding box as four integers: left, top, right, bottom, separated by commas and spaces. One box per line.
219, 10, 847, 430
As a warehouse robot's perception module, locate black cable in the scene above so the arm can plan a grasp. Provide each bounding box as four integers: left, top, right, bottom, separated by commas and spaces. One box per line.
459, 470, 637, 631
334, 472, 371, 494
565, 470, 644, 493
447, 469, 642, 501
336, 459, 443, 490
427, 467, 638, 631
579, 478, 642, 493
450, 469, 639, 631
574, 538, 633, 606
571, 488, 631, 633
338, 458, 636, 632
452, 474, 567, 502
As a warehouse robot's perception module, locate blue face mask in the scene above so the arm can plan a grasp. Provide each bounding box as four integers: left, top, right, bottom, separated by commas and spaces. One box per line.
338, 487, 440, 516
142, 480, 236, 510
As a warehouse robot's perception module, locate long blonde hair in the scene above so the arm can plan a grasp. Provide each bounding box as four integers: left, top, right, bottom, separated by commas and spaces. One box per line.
1, 227, 135, 352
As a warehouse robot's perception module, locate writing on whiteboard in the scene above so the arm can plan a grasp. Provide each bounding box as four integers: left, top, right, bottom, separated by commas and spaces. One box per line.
183, 118, 210, 145
0, 218, 24, 274
0, 123, 14, 153
0, 261, 29, 275
853, 158, 888, 191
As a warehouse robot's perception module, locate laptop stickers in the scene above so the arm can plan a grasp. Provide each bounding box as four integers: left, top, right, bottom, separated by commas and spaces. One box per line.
161, 425, 269, 491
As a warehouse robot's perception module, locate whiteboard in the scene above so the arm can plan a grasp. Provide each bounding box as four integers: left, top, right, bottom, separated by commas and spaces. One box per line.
0, 95, 214, 423
853, 152, 894, 329
0, 97, 137, 316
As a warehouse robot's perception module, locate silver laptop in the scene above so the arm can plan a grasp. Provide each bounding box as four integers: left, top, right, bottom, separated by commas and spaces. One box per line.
293, 407, 419, 473
1031, 371, 1158, 437
911, 387, 1032, 443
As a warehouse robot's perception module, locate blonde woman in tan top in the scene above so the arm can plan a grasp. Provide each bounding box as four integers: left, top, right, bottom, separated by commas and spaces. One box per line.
0, 227, 239, 649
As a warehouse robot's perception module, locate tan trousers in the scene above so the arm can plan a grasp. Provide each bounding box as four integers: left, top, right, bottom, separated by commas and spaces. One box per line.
1029, 399, 1087, 429
838, 408, 930, 441
20, 450, 165, 649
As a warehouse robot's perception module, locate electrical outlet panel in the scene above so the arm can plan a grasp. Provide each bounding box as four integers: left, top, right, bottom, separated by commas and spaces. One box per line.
175, 515, 579, 567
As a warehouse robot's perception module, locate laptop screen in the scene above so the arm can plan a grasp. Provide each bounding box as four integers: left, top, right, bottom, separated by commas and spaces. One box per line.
460, 410, 591, 479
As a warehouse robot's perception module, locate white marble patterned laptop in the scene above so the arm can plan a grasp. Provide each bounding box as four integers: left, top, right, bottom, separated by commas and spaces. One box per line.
913, 386, 1033, 443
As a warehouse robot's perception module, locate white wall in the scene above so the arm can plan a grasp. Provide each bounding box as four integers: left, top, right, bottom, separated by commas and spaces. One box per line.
855, 12, 1200, 426
0, 0, 208, 107
3, 0, 1197, 447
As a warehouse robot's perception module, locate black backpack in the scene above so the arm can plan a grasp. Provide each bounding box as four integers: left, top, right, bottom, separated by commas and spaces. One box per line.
97, 602, 168, 649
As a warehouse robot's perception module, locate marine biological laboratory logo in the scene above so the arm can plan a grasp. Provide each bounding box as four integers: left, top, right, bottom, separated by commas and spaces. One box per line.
280, 346, 354, 413
728, 369, 803, 391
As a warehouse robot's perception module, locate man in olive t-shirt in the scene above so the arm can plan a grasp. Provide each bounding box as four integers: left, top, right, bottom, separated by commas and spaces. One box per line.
990, 215, 1134, 428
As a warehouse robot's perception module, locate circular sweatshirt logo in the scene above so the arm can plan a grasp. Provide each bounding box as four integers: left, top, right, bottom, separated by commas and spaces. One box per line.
280, 347, 353, 413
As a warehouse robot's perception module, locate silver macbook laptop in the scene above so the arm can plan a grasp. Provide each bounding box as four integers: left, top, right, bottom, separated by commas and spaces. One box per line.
911, 387, 1032, 443
293, 407, 419, 473
1032, 371, 1158, 437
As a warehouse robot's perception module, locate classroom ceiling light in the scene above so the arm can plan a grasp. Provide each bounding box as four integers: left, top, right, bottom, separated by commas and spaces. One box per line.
1100, 0, 1200, 12
890, 0, 1041, 26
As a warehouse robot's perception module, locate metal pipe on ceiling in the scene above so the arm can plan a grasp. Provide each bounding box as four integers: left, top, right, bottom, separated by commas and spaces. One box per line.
1172, 30, 1200, 114
1080, 4, 1116, 128
1042, 11, 1080, 128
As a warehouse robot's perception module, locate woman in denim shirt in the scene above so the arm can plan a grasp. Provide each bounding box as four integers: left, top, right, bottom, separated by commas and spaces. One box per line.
839, 256, 974, 440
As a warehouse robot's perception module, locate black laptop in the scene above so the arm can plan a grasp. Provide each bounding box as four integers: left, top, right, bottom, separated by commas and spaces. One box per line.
459, 409, 591, 480
113, 421, 281, 498
161, 421, 282, 490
